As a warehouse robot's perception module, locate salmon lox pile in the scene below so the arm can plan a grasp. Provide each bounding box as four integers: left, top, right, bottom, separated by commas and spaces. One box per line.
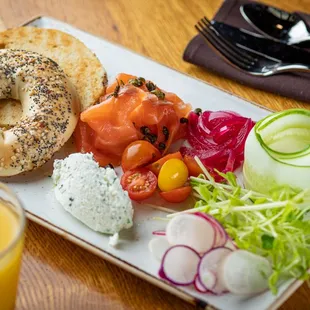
75, 73, 191, 166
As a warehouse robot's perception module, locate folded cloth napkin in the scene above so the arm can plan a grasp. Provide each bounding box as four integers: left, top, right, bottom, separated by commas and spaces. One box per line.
183, 0, 310, 102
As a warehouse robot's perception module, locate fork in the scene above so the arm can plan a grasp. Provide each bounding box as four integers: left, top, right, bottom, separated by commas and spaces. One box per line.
195, 16, 310, 76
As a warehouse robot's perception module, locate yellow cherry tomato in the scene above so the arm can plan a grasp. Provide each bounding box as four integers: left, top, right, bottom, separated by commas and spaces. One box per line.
158, 158, 189, 192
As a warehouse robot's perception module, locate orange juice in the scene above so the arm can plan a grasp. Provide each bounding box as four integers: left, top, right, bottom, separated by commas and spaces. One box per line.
0, 201, 25, 310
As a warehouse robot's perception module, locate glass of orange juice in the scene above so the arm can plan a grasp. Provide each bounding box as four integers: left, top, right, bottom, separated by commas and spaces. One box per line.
0, 183, 26, 310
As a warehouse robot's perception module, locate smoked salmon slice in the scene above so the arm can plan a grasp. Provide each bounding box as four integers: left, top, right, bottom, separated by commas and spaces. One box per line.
76, 73, 192, 166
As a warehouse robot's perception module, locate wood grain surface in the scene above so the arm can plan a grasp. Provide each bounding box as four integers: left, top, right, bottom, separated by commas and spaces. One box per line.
0, 0, 309, 309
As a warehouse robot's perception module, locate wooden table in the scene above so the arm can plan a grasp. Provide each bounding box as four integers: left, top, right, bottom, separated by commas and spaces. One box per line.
0, 0, 309, 309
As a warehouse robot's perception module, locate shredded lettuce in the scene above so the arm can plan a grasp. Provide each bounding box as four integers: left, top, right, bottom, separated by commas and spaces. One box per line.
171, 169, 310, 294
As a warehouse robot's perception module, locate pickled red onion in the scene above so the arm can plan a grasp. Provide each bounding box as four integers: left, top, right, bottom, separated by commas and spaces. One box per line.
180, 111, 255, 173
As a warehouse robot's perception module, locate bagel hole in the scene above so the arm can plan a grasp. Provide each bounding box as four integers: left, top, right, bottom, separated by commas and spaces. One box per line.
0, 99, 22, 129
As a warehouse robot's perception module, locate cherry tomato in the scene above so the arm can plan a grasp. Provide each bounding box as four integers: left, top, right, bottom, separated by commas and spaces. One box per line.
158, 158, 189, 192
121, 141, 161, 172
160, 186, 192, 203
183, 155, 204, 177
121, 168, 157, 201
146, 152, 183, 175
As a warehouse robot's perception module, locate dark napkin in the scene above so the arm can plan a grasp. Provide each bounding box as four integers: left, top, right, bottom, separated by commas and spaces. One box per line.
183, 0, 310, 102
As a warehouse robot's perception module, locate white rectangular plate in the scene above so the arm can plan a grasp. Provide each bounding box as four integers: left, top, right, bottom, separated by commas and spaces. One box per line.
1, 16, 303, 310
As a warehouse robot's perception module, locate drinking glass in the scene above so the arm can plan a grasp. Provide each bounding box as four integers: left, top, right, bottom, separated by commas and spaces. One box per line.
0, 183, 26, 310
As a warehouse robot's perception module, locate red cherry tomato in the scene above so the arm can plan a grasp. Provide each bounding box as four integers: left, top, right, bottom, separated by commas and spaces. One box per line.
146, 152, 183, 175
121, 168, 157, 201
121, 141, 161, 172
160, 186, 192, 203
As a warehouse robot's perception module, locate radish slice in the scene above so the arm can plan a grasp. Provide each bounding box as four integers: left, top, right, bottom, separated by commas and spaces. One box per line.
212, 224, 227, 248
225, 238, 239, 251
198, 247, 232, 294
218, 250, 272, 295
152, 230, 166, 236
159, 245, 200, 286
194, 212, 227, 247
194, 275, 208, 293
166, 214, 215, 253
199, 269, 216, 291
148, 237, 170, 261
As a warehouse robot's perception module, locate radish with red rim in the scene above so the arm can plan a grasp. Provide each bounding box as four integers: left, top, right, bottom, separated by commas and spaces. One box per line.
197, 269, 216, 292
148, 237, 170, 261
225, 238, 239, 251
152, 230, 166, 236
166, 213, 216, 253
159, 245, 200, 286
194, 212, 228, 247
194, 275, 209, 293
198, 247, 232, 294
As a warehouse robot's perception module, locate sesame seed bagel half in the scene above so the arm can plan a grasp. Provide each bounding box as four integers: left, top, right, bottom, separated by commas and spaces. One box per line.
0, 27, 107, 127
0, 49, 80, 176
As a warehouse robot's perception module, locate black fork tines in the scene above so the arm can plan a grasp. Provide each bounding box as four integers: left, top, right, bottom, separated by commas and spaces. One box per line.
201, 17, 256, 63
195, 16, 257, 70
195, 23, 251, 70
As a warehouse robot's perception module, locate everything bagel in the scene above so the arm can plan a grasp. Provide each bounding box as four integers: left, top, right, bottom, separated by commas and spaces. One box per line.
0, 49, 80, 176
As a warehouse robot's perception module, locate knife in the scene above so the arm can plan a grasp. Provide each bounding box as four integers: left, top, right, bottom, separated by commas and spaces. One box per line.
211, 21, 310, 66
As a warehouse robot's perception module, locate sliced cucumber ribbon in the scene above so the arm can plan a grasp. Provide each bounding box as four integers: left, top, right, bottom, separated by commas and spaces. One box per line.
243, 109, 310, 194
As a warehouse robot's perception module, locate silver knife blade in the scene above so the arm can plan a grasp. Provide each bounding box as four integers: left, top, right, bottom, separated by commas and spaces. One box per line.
211, 21, 310, 66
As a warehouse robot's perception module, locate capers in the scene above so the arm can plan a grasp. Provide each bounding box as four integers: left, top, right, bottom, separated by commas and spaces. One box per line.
143, 133, 157, 144
162, 126, 169, 141
151, 89, 165, 100
194, 108, 202, 115
128, 77, 145, 87
146, 81, 157, 92
158, 142, 166, 150
140, 126, 150, 135
112, 85, 120, 97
